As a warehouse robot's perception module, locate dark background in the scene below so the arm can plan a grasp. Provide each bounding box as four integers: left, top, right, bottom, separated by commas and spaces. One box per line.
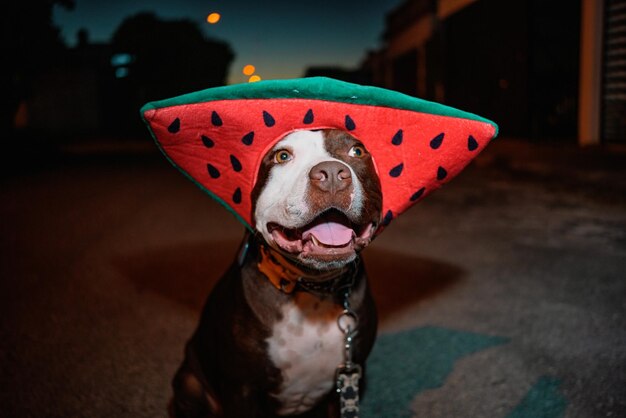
4, 0, 617, 145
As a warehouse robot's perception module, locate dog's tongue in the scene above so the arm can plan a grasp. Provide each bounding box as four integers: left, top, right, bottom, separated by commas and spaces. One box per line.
303, 222, 354, 246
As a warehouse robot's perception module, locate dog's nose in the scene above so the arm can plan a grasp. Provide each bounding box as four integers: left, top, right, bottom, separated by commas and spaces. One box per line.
309, 161, 352, 193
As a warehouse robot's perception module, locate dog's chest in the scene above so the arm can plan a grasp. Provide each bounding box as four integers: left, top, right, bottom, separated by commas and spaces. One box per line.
266, 293, 345, 415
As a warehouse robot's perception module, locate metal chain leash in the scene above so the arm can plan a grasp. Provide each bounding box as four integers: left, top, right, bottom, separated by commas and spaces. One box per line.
335, 289, 361, 418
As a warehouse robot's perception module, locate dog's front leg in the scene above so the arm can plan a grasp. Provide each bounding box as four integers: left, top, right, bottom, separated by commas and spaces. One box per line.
170, 368, 218, 418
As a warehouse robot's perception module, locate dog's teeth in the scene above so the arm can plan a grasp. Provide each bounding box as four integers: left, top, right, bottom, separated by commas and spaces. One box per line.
310, 235, 320, 246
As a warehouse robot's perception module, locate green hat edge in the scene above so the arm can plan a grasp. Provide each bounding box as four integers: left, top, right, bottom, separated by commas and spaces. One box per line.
140, 77, 499, 137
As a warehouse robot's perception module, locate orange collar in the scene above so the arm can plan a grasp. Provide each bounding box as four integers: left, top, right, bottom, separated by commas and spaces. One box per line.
257, 244, 354, 295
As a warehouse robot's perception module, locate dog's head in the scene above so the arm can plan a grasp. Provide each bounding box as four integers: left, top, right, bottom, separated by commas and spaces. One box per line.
252, 129, 382, 270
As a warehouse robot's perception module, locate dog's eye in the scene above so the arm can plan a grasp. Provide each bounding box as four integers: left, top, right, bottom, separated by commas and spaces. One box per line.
273, 149, 293, 164
348, 145, 367, 158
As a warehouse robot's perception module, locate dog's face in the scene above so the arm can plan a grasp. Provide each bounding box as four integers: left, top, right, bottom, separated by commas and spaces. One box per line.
252, 129, 382, 270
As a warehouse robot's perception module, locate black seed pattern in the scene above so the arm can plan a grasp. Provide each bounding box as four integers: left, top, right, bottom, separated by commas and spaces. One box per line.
233, 187, 242, 204
345, 115, 356, 131
230, 155, 242, 172
382, 210, 393, 226
430, 133, 444, 149
207, 164, 220, 179
211, 111, 223, 126
303, 109, 314, 124
410, 187, 426, 202
437, 166, 448, 181
201, 135, 214, 148
168, 118, 180, 133
391, 129, 403, 145
389, 163, 404, 178
468, 135, 479, 151
263, 111, 275, 127
242, 131, 254, 146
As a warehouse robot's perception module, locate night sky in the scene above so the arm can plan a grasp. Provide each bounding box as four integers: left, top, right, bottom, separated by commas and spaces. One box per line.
53, 0, 402, 84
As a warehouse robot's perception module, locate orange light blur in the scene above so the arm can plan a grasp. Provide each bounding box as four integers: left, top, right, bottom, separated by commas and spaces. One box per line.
248, 75, 262, 83
207, 13, 221, 24
243, 65, 256, 76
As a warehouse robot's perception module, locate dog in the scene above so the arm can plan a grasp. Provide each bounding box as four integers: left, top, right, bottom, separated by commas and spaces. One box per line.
170, 128, 383, 418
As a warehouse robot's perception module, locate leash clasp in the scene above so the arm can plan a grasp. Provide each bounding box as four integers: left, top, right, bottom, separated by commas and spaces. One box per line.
336, 292, 361, 418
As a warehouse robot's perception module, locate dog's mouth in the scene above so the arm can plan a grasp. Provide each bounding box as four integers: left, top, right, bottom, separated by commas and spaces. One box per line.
267, 209, 377, 262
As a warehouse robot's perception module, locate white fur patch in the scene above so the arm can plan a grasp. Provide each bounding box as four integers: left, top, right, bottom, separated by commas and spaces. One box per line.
254, 130, 365, 242
267, 293, 345, 415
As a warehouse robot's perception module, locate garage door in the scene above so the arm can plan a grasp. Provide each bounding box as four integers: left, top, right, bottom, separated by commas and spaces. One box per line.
603, 0, 626, 143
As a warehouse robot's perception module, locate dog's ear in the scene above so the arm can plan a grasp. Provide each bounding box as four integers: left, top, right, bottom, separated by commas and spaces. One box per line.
141, 77, 497, 231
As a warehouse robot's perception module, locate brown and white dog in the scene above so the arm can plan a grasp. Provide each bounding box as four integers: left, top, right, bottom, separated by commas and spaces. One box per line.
170, 129, 382, 418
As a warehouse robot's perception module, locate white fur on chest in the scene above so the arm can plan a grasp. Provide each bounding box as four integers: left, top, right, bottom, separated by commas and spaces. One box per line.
267, 293, 346, 415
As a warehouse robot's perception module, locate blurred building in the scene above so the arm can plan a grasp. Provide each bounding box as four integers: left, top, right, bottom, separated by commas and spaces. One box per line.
360, 0, 625, 145
16, 15, 234, 140
20, 33, 114, 138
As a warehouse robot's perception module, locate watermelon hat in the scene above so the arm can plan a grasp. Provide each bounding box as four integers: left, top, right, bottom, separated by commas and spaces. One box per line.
141, 77, 498, 232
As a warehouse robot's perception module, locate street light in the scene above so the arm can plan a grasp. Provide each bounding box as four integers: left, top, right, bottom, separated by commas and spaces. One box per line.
207, 13, 221, 24
243, 65, 256, 76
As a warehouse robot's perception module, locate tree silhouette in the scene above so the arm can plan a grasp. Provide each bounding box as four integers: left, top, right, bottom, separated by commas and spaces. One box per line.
108, 12, 234, 134
111, 12, 234, 102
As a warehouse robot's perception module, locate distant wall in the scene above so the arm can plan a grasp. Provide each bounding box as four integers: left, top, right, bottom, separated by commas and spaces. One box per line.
438, 0, 477, 18
368, 0, 582, 140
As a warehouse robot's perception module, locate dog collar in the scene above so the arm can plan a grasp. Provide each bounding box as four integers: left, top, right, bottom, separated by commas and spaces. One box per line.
141, 77, 498, 233
257, 244, 354, 296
